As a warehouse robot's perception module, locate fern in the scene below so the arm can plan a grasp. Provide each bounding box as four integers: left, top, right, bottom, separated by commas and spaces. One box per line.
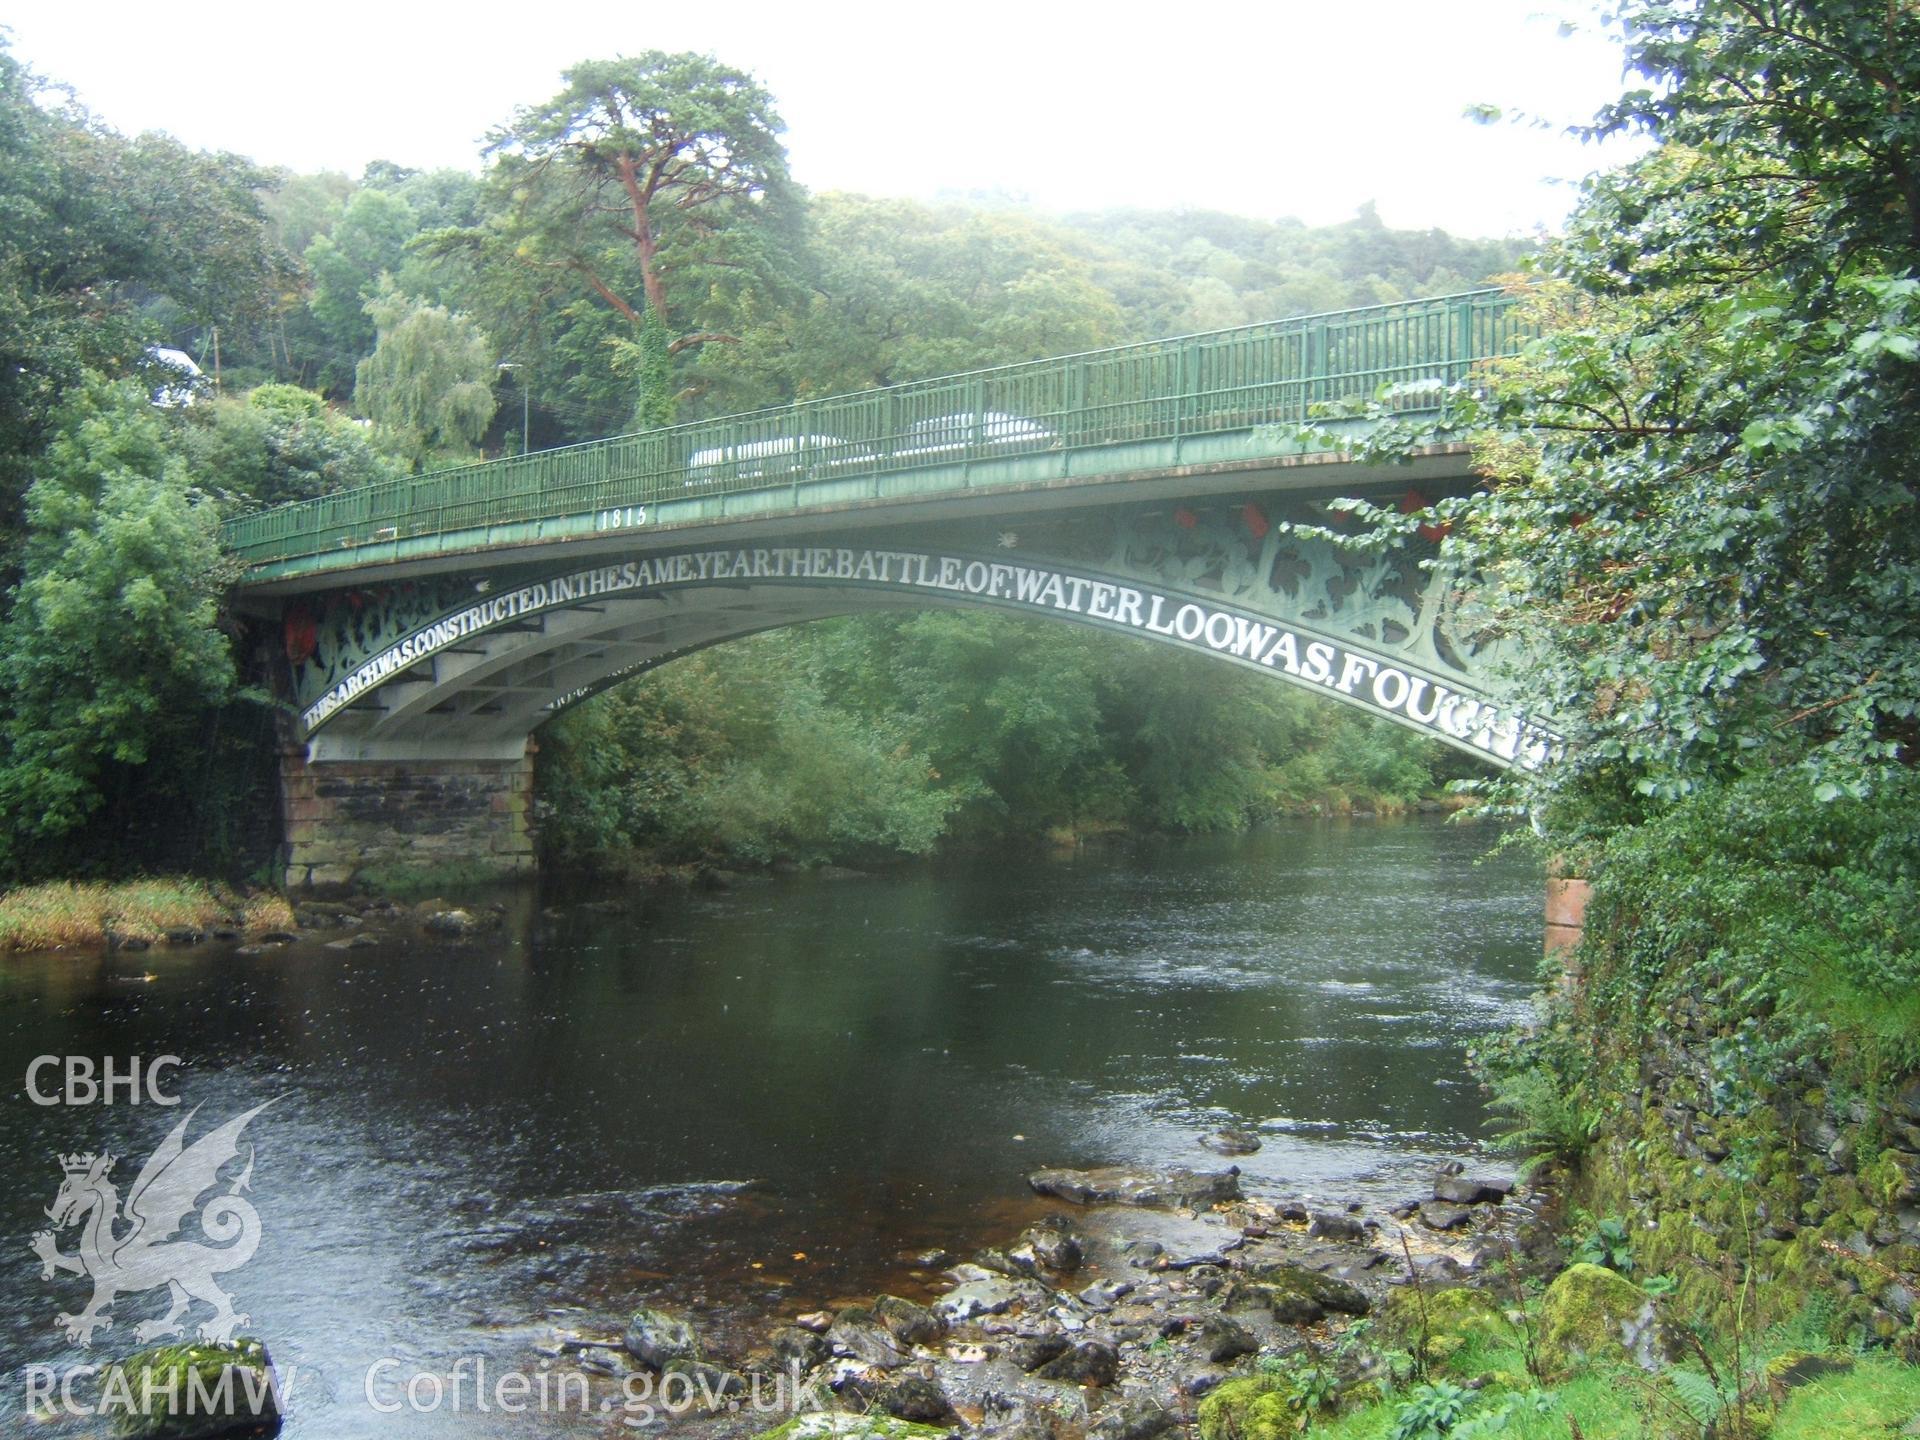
1665, 1366, 1732, 1425
1767, 1292, 1839, 1353
1486, 1068, 1603, 1172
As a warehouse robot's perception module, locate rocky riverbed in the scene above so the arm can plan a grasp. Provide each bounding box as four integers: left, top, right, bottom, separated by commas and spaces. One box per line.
533, 1159, 1556, 1440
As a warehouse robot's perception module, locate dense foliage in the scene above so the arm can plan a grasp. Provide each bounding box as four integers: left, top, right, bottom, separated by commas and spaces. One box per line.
0, 380, 279, 876
538, 615, 1458, 867
1361, 0, 1920, 839
1587, 768, 1920, 1094
1372, 2, 1920, 1341
0, 47, 290, 539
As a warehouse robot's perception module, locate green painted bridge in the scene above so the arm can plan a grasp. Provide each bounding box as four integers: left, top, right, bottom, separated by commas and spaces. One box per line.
227, 289, 1527, 581
222, 289, 1556, 890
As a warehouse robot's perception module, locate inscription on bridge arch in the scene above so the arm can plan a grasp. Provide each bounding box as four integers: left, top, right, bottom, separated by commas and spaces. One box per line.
303, 544, 1554, 770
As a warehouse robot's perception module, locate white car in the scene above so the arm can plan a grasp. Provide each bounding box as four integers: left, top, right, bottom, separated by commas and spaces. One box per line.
895, 411, 1055, 458
145, 346, 205, 408
684, 434, 867, 486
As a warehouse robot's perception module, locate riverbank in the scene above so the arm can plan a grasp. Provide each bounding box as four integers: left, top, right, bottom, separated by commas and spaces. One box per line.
0, 878, 294, 951
532, 799, 1481, 902
522, 1159, 1920, 1440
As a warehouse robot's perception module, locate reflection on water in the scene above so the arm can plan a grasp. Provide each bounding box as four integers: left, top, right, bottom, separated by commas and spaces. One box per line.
0, 817, 1539, 1435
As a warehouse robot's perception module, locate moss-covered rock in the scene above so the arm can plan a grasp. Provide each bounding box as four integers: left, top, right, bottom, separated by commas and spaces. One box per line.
1538, 1262, 1658, 1378
1229, 1263, 1370, 1323
102, 1337, 280, 1439
1378, 1285, 1520, 1370
752, 1412, 949, 1440
1196, 1376, 1291, 1440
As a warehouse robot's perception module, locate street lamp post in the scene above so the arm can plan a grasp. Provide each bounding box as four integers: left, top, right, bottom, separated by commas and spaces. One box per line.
497, 362, 530, 455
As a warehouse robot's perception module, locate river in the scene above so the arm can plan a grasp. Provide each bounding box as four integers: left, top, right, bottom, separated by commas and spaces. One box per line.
0, 817, 1540, 1435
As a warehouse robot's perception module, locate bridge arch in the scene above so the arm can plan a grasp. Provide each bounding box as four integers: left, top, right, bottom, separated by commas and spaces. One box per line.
291, 540, 1552, 772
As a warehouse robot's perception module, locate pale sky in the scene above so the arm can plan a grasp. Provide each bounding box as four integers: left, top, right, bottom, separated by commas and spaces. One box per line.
4, 0, 1637, 236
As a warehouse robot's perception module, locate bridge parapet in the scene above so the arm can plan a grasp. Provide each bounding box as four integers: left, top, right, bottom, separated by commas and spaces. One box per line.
223, 289, 1530, 583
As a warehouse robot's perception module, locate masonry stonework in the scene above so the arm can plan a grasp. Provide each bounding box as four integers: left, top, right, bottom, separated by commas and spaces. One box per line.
1545, 873, 1591, 960
279, 742, 536, 891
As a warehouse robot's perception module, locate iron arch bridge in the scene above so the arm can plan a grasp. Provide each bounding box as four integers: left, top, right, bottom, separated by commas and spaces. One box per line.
223, 289, 1556, 889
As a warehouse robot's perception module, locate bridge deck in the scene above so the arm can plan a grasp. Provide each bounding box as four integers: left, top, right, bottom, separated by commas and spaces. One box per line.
222, 288, 1527, 583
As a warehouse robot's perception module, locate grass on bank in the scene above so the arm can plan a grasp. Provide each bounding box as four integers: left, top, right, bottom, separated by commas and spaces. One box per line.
1209, 1344, 1920, 1440
1200, 1269, 1920, 1440
0, 879, 294, 951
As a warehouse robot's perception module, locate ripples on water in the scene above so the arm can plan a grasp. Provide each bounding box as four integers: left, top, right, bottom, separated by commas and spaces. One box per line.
0, 817, 1539, 1435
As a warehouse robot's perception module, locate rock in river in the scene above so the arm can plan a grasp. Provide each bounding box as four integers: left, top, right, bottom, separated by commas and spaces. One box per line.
1199, 1128, 1263, 1156
1305, 1211, 1367, 1242
424, 909, 478, 936
1226, 1263, 1372, 1324
1089, 1399, 1178, 1440
1033, 1338, 1121, 1386
665, 1357, 747, 1397
1419, 1200, 1474, 1231
874, 1294, 946, 1348
772, 1326, 830, 1370
829, 1306, 913, 1368
1434, 1175, 1512, 1205
625, 1307, 699, 1368
1011, 1215, 1084, 1273
106, 1337, 281, 1439
1027, 1165, 1241, 1209
877, 1372, 956, 1423
933, 1277, 1026, 1323
1004, 1334, 1071, 1372
1198, 1314, 1259, 1362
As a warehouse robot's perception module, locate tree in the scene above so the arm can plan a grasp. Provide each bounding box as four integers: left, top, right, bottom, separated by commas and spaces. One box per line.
304, 188, 418, 381
459, 52, 794, 426
0, 42, 292, 531
0, 377, 239, 871
186, 382, 400, 507
1355, 1, 1920, 836
702, 195, 1132, 407
353, 286, 498, 468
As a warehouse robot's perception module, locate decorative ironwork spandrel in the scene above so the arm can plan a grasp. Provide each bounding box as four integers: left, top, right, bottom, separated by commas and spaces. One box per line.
288, 575, 477, 715
1104, 501, 1490, 683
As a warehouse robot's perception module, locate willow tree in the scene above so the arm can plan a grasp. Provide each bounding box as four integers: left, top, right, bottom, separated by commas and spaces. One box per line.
353, 286, 497, 469
464, 52, 793, 429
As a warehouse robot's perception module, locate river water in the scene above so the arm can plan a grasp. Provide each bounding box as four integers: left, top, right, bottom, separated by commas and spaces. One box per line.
0, 817, 1540, 1435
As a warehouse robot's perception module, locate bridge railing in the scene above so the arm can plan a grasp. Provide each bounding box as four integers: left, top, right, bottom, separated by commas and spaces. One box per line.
222, 288, 1528, 567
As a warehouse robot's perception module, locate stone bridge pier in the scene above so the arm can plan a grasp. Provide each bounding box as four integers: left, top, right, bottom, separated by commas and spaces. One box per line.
278, 740, 536, 891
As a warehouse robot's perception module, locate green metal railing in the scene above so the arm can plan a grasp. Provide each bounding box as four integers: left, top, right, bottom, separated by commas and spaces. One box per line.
222, 288, 1528, 570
